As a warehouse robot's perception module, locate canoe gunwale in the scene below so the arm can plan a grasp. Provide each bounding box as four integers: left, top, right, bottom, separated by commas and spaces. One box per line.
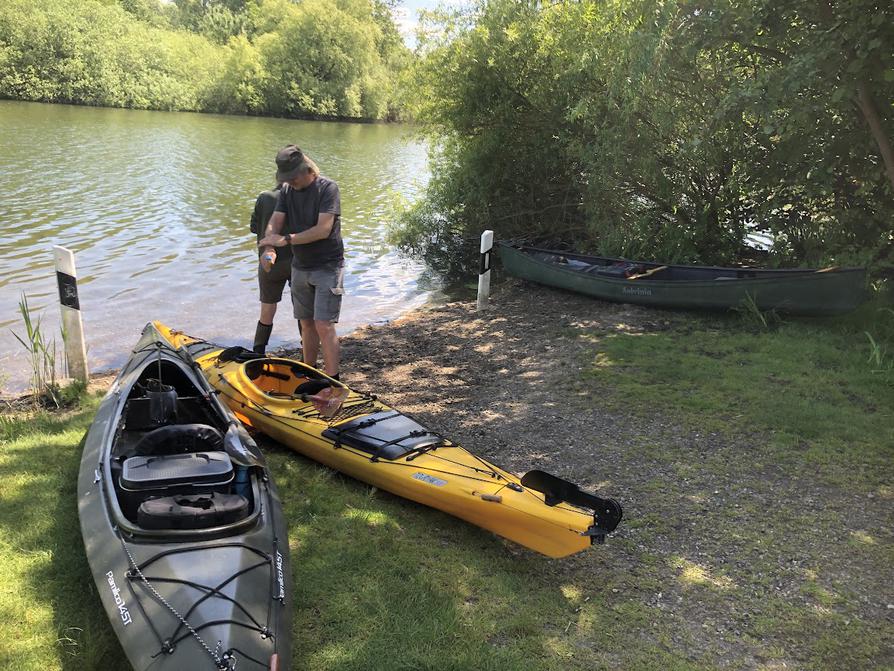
500, 242, 867, 279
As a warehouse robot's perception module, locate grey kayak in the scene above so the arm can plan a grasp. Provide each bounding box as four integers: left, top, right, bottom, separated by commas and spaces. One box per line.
77, 323, 292, 670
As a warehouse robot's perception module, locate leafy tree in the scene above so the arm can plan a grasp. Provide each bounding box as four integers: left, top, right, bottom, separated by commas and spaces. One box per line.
206, 34, 267, 113
255, 0, 395, 118
0, 0, 408, 120
117, 0, 171, 26
394, 0, 893, 272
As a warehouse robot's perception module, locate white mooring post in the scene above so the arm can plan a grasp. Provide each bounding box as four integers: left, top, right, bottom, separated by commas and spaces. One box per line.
476, 230, 494, 311
53, 246, 89, 383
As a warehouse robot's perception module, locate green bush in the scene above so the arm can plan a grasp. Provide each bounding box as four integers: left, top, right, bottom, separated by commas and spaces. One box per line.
394, 0, 894, 273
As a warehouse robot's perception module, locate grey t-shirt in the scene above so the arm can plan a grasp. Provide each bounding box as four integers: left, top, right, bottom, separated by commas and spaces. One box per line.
274, 176, 343, 269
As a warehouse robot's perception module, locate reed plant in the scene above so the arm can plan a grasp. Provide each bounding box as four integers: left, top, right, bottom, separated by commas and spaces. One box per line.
10, 294, 62, 407
735, 291, 781, 330
865, 307, 894, 375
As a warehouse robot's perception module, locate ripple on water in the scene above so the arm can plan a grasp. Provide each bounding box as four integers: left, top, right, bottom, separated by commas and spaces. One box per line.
0, 101, 433, 393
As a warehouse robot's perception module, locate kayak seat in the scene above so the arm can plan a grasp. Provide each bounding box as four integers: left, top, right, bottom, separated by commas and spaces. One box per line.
133, 423, 224, 456
294, 379, 331, 396
323, 412, 442, 461
124, 381, 179, 430
245, 359, 326, 382
244, 359, 328, 397
137, 491, 250, 530
118, 450, 235, 520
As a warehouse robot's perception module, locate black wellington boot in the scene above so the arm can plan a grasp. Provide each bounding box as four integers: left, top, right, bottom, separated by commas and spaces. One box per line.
253, 321, 273, 354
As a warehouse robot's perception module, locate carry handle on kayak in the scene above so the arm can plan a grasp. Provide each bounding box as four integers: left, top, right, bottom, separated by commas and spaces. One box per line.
521, 470, 623, 543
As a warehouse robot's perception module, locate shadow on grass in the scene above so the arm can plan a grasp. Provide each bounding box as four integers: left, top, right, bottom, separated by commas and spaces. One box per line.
263, 441, 581, 671
329, 286, 893, 669
0, 402, 127, 670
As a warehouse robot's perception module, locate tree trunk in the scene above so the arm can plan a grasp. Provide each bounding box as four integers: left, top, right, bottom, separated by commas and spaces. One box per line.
855, 81, 894, 192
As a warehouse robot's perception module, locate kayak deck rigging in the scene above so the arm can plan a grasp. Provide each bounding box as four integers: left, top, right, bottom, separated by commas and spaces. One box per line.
121, 539, 277, 669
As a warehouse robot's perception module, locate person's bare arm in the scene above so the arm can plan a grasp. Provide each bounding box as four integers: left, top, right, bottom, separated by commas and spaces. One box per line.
258, 211, 286, 272
259, 213, 335, 248
262, 211, 286, 243
291, 213, 335, 244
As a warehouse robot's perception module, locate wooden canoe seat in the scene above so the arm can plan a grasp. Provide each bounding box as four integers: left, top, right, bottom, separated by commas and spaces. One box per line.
627, 265, 668, 280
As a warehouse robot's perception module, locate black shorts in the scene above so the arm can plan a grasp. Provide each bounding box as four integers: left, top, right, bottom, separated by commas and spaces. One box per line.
258, 260, 292, 304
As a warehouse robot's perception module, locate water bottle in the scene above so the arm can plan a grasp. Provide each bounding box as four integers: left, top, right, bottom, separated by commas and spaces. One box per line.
234, 465, 250, 498
261, 250, 275, 273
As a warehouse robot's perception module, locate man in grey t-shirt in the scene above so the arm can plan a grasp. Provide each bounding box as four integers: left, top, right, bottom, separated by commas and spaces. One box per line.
259, 145, 344, 379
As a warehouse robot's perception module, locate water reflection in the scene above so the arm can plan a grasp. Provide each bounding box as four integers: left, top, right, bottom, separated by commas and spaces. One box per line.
0, 101, 434, 392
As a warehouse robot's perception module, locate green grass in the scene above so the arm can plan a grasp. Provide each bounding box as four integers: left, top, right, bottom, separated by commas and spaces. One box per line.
583, 313, 894, 486
571, 308, 893, 669
1, 307, 892, 670
0, 395, 673, 671
265, 449, 684, 671
0, 397, 123, 670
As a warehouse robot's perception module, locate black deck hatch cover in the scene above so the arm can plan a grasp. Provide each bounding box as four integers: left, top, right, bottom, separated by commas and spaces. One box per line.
323, 411, 441, 461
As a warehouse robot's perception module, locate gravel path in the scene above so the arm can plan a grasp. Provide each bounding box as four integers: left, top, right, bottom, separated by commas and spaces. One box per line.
312, 280, 893, 670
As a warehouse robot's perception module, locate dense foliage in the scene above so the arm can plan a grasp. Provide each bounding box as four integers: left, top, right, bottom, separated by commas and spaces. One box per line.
0, 0, 408, 119
393, 0, 894, 270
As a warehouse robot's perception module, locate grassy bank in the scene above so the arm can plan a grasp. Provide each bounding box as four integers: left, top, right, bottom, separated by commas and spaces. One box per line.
584, 308, 893, 486
0, 397, 122, 669
577, 306, 893, 669
0, 288, 891, 669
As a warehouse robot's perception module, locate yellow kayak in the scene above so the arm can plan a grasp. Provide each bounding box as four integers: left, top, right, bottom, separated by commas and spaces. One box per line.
156, 322, 622, 558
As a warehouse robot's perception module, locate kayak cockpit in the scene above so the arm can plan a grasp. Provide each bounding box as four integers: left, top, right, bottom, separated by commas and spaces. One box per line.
242, 358, 333, 396
237, 357, 351, 418
107, 357, 259, 536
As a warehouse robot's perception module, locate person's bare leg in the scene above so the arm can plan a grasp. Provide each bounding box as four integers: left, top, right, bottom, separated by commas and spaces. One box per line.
260, 302, 277, 324
299, 318, 320, 368
314, 320, 340, 376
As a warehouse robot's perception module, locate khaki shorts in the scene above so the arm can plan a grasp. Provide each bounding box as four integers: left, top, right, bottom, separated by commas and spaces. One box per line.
258, 259, 292, 304
291, 265, 344, 322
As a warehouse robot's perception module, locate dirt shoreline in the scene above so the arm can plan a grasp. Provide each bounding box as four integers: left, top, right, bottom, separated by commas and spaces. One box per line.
326, 281, 891, 668
8, 279, 891, 667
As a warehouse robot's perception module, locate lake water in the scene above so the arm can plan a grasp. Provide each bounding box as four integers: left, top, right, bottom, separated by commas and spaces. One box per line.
0, 101, 435, 393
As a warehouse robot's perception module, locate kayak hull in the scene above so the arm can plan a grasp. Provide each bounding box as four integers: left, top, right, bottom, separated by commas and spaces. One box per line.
157, 323, 621, 559
78, 323, 292, 671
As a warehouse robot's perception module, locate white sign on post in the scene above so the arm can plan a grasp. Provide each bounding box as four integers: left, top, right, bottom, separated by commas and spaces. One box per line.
477, 230, 494, 311
53, 246, 89, 382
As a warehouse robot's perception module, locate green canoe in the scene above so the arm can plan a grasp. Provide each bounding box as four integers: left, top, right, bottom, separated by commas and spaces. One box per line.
498, 243, 868, 316
78, 323, 292, 670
